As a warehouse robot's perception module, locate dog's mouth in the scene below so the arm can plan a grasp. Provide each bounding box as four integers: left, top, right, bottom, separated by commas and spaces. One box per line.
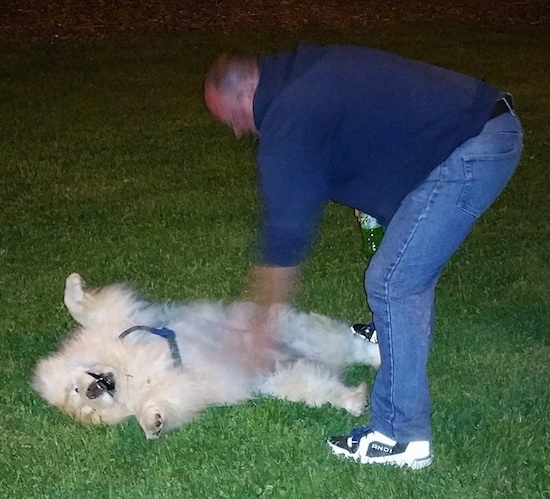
86, 371, 116, 399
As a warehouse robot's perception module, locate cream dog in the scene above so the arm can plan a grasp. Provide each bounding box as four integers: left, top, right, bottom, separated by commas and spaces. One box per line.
33, 273, 380, 439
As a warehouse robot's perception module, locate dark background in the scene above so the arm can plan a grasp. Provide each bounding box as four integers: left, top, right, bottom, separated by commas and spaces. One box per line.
2, 0, 549, 44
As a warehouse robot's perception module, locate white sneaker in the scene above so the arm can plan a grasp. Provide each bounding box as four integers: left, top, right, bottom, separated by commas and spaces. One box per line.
328, 427, 432, 470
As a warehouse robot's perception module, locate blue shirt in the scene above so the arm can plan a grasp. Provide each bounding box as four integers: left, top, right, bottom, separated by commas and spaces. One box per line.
253, 44, 499, 266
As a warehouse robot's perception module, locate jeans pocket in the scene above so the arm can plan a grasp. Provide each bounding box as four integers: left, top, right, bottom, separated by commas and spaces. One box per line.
458, 141, 522, 218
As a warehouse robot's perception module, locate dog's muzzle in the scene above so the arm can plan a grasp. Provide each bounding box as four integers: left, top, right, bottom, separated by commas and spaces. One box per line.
86, 371, 116, 399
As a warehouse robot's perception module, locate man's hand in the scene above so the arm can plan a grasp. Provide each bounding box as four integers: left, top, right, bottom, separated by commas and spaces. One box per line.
234, 265, 299, 374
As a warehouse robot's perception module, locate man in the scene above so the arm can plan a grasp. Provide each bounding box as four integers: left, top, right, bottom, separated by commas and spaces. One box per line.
203, 44, 523, 469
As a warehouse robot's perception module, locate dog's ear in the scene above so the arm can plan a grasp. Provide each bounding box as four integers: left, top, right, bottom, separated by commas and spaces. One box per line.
64, 273, 91, 326
63, 273, 143, 329
32, 355, 72, 407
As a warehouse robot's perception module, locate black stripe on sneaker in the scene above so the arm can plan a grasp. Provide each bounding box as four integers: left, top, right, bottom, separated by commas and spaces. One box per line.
366, 441, 408, 457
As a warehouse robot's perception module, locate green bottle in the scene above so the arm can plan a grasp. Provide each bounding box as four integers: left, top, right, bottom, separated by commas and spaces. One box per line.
358, 211, 384, 258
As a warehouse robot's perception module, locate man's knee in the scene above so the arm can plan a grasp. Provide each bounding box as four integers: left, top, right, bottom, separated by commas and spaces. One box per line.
364, 255, 390, 303
365, 255, 437, 304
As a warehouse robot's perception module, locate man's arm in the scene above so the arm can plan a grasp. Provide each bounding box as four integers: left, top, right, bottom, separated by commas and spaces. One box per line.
235, 265, 299, 373
244, 264, 299, 307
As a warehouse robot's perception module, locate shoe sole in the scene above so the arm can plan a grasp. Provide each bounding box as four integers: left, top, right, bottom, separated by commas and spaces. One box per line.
360, 454, 433, 470
328, 439, 433, 470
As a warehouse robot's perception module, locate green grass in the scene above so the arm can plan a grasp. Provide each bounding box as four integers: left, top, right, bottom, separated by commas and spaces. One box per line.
1, 24, 550, 498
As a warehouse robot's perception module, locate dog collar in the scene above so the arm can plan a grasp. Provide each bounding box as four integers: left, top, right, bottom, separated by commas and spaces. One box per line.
119, 326, 182, 367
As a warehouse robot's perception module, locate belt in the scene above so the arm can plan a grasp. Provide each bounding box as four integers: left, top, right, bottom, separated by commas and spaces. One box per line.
489, 94, 514, 120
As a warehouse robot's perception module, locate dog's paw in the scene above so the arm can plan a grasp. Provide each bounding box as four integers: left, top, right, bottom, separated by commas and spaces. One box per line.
341, 382, 369, 416
139, 409, 163, 439
64, 273, 86, 320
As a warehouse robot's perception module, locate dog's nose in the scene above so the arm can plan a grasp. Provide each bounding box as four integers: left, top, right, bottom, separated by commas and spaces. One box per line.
86, 381, 104, 399
86, 371, 116, 398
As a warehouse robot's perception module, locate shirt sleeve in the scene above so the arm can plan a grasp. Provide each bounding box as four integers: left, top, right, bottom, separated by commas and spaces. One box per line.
256, 98, 333, 267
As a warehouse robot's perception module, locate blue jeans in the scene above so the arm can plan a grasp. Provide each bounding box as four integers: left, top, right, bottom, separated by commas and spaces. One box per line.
365, 110, 523, 442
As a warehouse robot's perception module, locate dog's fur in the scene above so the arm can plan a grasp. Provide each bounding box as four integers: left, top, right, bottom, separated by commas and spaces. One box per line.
32, 273, 380, 439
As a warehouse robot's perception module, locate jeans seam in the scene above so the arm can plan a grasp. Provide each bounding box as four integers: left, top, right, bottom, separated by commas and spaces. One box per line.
383, 175, 441, 440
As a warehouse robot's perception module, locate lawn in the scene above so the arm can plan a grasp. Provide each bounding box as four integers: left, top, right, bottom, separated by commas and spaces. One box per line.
1, 23, 549, 498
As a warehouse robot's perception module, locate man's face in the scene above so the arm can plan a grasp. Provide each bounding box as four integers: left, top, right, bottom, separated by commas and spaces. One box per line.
204, 85, 257, 138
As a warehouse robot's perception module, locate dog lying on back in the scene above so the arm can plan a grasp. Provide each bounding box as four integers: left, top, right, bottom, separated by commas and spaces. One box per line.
33, 273, 380, 439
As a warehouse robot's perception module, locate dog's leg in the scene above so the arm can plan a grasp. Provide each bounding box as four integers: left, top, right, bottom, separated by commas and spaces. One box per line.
137, 398, 205, 439
280, 310, 381, 371
350, 334, 381, 370
137, 405, 165, 439
136, 374, 213, 439
259, 360, 369, 416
